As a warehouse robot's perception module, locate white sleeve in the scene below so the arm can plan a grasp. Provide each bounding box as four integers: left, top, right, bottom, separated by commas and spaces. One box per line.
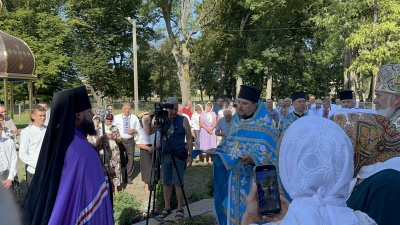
7, 140, 17, 180
19, 130, 36, 167
135, 128, 144, 144
132, 115, 142, 131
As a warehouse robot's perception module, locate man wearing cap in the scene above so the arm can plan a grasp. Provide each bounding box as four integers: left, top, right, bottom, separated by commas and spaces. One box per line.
373, 64, 400, 131
331, 64, 400, 225
278, 92, 312, 134
21, 86, 114, 225
144, 97, 192, 220
339, 90, 354, 109
202, 85, 281, 225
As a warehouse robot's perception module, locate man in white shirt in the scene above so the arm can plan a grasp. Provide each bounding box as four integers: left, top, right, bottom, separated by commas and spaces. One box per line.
38, 101, 51, 126
324, 95, 337, 111
215, 109, 232, 142
19, 105, 47, 186
273, 99, 284, 119
0, 106, 18, 136
318, 99, 336, 118
284, 97, 295, 113
335, 98, 342, 110
113, 103, 141, 184
311, 99, 323, 115
0, 124, 18, 196
310, 95, 316, 109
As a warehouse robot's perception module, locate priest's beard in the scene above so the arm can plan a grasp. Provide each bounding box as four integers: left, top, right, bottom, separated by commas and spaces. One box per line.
377, 95, 395, 118
81, 117, 97, 135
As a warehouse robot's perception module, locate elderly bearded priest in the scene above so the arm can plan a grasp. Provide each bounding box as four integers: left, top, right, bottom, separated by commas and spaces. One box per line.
345, 64, 400, 225
373, 64, 400, 131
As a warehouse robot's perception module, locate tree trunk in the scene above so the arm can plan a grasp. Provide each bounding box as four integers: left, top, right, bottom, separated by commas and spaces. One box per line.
370, 0, 380, 101
179, 43, 191, 105
343, 48, 356, 90
355, 71, 363, 100
161, 3, 192, 105
265, 67, 273, 100
235, 57, 243, 99
217, 54, 227, 98
235, 12, 250, 99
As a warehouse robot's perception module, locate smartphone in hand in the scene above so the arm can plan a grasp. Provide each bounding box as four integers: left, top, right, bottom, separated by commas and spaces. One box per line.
254, 164, 281, 215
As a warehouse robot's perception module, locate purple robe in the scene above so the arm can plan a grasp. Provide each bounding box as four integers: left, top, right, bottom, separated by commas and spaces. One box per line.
200, 111, 217, 149
48, 127, 114, 225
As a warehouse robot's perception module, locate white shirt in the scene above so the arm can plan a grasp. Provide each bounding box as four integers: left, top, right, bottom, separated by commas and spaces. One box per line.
44, 110, 51, 126
0, 138, 17, 180
317, 106, 336, 118
274, 107, 283, 119
113, 113, 142, 139
191, 112, 201, 131
4, 117, 16, 131
254, 211, 376, 225
135, 128, 152, 145
19, 125, 47, 174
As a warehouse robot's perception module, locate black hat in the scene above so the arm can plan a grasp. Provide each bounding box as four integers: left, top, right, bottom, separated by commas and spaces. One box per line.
291, 92, 306, 102
339, 90, 353, 100
21, 86, 92, 224
238, 85, 261, 103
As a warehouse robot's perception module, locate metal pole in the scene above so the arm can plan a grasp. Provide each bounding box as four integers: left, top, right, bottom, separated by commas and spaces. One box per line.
3, 78, 7, 114
132, 20, 139, 115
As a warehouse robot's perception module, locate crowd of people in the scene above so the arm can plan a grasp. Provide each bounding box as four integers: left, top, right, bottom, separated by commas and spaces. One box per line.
1, 64, 400, 225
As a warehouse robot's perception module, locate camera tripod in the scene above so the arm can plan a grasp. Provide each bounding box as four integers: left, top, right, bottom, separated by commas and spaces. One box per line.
145, 116, 192, 224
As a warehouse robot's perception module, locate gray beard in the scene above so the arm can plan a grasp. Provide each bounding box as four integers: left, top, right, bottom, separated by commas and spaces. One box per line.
377, 107, 395, 118
377, 95, 395, 118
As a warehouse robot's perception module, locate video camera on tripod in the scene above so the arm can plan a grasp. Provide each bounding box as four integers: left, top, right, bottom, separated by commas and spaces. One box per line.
153, 102, 174, 126
145, 101, 192, 224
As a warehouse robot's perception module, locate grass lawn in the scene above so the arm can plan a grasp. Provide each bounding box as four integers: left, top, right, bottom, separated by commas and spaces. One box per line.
13, 108, 216, 224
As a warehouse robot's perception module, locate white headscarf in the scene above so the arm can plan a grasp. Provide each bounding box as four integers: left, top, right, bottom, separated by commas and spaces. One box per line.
279, 116, 359, 225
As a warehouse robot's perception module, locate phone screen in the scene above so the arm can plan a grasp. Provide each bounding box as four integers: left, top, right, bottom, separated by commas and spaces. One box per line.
255, 165, 281, 215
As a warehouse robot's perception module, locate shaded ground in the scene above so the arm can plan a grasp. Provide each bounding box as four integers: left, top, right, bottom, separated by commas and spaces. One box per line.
15, 151, 214, 221
122, 156, 214, 216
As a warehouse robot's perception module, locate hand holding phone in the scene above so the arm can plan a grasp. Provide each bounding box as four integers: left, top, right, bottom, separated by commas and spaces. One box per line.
111, 127, 117, 134
255, 165, 281, 215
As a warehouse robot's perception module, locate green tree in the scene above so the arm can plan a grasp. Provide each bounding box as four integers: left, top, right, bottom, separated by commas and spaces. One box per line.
64, 0, 155, 103
0, 0, 74, 102
144, 0, 218, 104
313, 0, 400, 101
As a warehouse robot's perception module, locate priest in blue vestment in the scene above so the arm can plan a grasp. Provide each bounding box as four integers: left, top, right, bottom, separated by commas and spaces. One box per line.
194, 85, 283, 225
278, 92, 311, 134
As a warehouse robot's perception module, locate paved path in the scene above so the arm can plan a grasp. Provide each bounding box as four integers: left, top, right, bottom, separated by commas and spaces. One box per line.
132, 198, 217, 225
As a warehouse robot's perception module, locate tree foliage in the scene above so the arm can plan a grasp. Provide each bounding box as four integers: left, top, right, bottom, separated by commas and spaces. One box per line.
1, 0, 400, 104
